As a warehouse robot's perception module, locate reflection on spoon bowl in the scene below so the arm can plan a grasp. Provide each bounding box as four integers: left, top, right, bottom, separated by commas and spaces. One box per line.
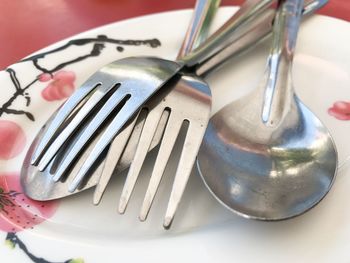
197, 97, 337, 220
197, 0, 338, 221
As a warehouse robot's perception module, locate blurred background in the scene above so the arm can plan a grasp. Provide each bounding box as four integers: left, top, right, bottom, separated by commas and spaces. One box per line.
0, 0, 348, 69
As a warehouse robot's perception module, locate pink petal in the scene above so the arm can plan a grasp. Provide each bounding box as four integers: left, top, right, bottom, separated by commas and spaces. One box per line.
42, 84, 65, 101
37, 73, 52, 82
0, 121, 26, 160
41, 71, 76, 101
53, 70, 76, 83
332, 101, 350, 114
41, 87, 54, 101
57, 83, 75, 99
0, 173, 58, 232
328, 107, 350, 120
50, 85, 66, 100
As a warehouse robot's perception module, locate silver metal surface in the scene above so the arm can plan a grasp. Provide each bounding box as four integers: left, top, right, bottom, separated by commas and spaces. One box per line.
113, 76, 210, 228
71, 0, 216, 229
181, 0, 274, 67
40, 58, 181, 174
196, 0, 328, 76
21, 0, 326, 201
27, 0, 275, 187
29, 0, 274, 179
197, 0, 337, 220
177, 0, 220, 59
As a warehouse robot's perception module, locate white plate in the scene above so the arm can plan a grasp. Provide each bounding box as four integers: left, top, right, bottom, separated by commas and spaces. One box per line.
1, 8, 350, 263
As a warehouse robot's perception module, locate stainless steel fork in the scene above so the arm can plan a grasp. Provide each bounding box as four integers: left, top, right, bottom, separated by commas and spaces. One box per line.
71, 0, 218, 229
30, 0, 275, 182
68, 0, 326, 229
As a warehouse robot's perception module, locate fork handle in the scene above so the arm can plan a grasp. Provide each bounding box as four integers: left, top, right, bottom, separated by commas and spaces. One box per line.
180, 0, 275, 66
195, 0, 326, 76
177, 0, 221, 59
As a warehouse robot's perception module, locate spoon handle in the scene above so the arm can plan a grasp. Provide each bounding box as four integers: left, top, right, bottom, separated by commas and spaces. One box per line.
270, 0, 304, 62
261, 0, 304, 124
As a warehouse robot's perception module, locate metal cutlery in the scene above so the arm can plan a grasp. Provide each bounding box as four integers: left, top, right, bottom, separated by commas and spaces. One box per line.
197, 0, 337, 220
29, 0, 275, 182
21, 0, 327, 203
80, 0, 218, 228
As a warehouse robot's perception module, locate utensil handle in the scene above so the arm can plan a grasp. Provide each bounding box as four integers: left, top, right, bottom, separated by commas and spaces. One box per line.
181, 0, 275, 66
302, 0, 327, 15
271, 0, 304, 63
177, 0, 221, 59
196, 0, 326, 76
261, 0, 304, 123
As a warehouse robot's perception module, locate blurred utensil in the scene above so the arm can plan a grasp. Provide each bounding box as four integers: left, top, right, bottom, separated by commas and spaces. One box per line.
197, 0, 337, 220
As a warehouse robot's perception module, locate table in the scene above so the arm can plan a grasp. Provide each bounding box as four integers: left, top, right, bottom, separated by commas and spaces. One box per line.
0, 0, 349, 70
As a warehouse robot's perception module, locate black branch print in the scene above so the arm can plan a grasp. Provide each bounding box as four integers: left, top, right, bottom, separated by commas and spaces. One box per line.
1, 34, 161, 262
5, 232, 83, 263
0, 34, 161, 121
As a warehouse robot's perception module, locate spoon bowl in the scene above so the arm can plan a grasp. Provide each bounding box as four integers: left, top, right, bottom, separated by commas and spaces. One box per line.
197, 95, 337, 220
197, 0, 338, 220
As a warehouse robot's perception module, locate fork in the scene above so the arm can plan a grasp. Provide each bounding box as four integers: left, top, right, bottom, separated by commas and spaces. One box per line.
30, 0, 275, 181
71, 0, 219, 229
69, 2, 278, 227
71, 0, 324, 229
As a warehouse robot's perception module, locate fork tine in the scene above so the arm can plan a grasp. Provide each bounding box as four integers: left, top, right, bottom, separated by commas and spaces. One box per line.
93, 107, 168, 205
66, 90, 164, 191
118, 107, 164, 214
92, 114, 139, 205
31, 78, 101, 165
163, 122, 206, 229
37, 82, 121, 171
139, 115, 182, 221
51, 87, 130, 182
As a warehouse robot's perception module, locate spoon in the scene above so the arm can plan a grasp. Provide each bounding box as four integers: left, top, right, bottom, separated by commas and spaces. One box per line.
197, 0, 337, 220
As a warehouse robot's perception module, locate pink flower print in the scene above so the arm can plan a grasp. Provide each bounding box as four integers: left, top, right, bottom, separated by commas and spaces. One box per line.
0, 120, 26, 160
37, 73, 52, 82
0, 173, 58, 233
39, 70, 76, 101
328, 101, 350, 120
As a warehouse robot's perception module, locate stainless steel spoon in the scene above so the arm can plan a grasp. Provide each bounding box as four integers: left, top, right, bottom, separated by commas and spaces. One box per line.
197, 0, 337, 220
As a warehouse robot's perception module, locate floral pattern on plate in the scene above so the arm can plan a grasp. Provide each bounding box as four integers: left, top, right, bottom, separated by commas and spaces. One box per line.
0, 173, 71, 263
0, 33, 161, 262
0, 120, 26, 160
0, 9, 349, 263
328, 101, 350, 120
39, 71, 76, 102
